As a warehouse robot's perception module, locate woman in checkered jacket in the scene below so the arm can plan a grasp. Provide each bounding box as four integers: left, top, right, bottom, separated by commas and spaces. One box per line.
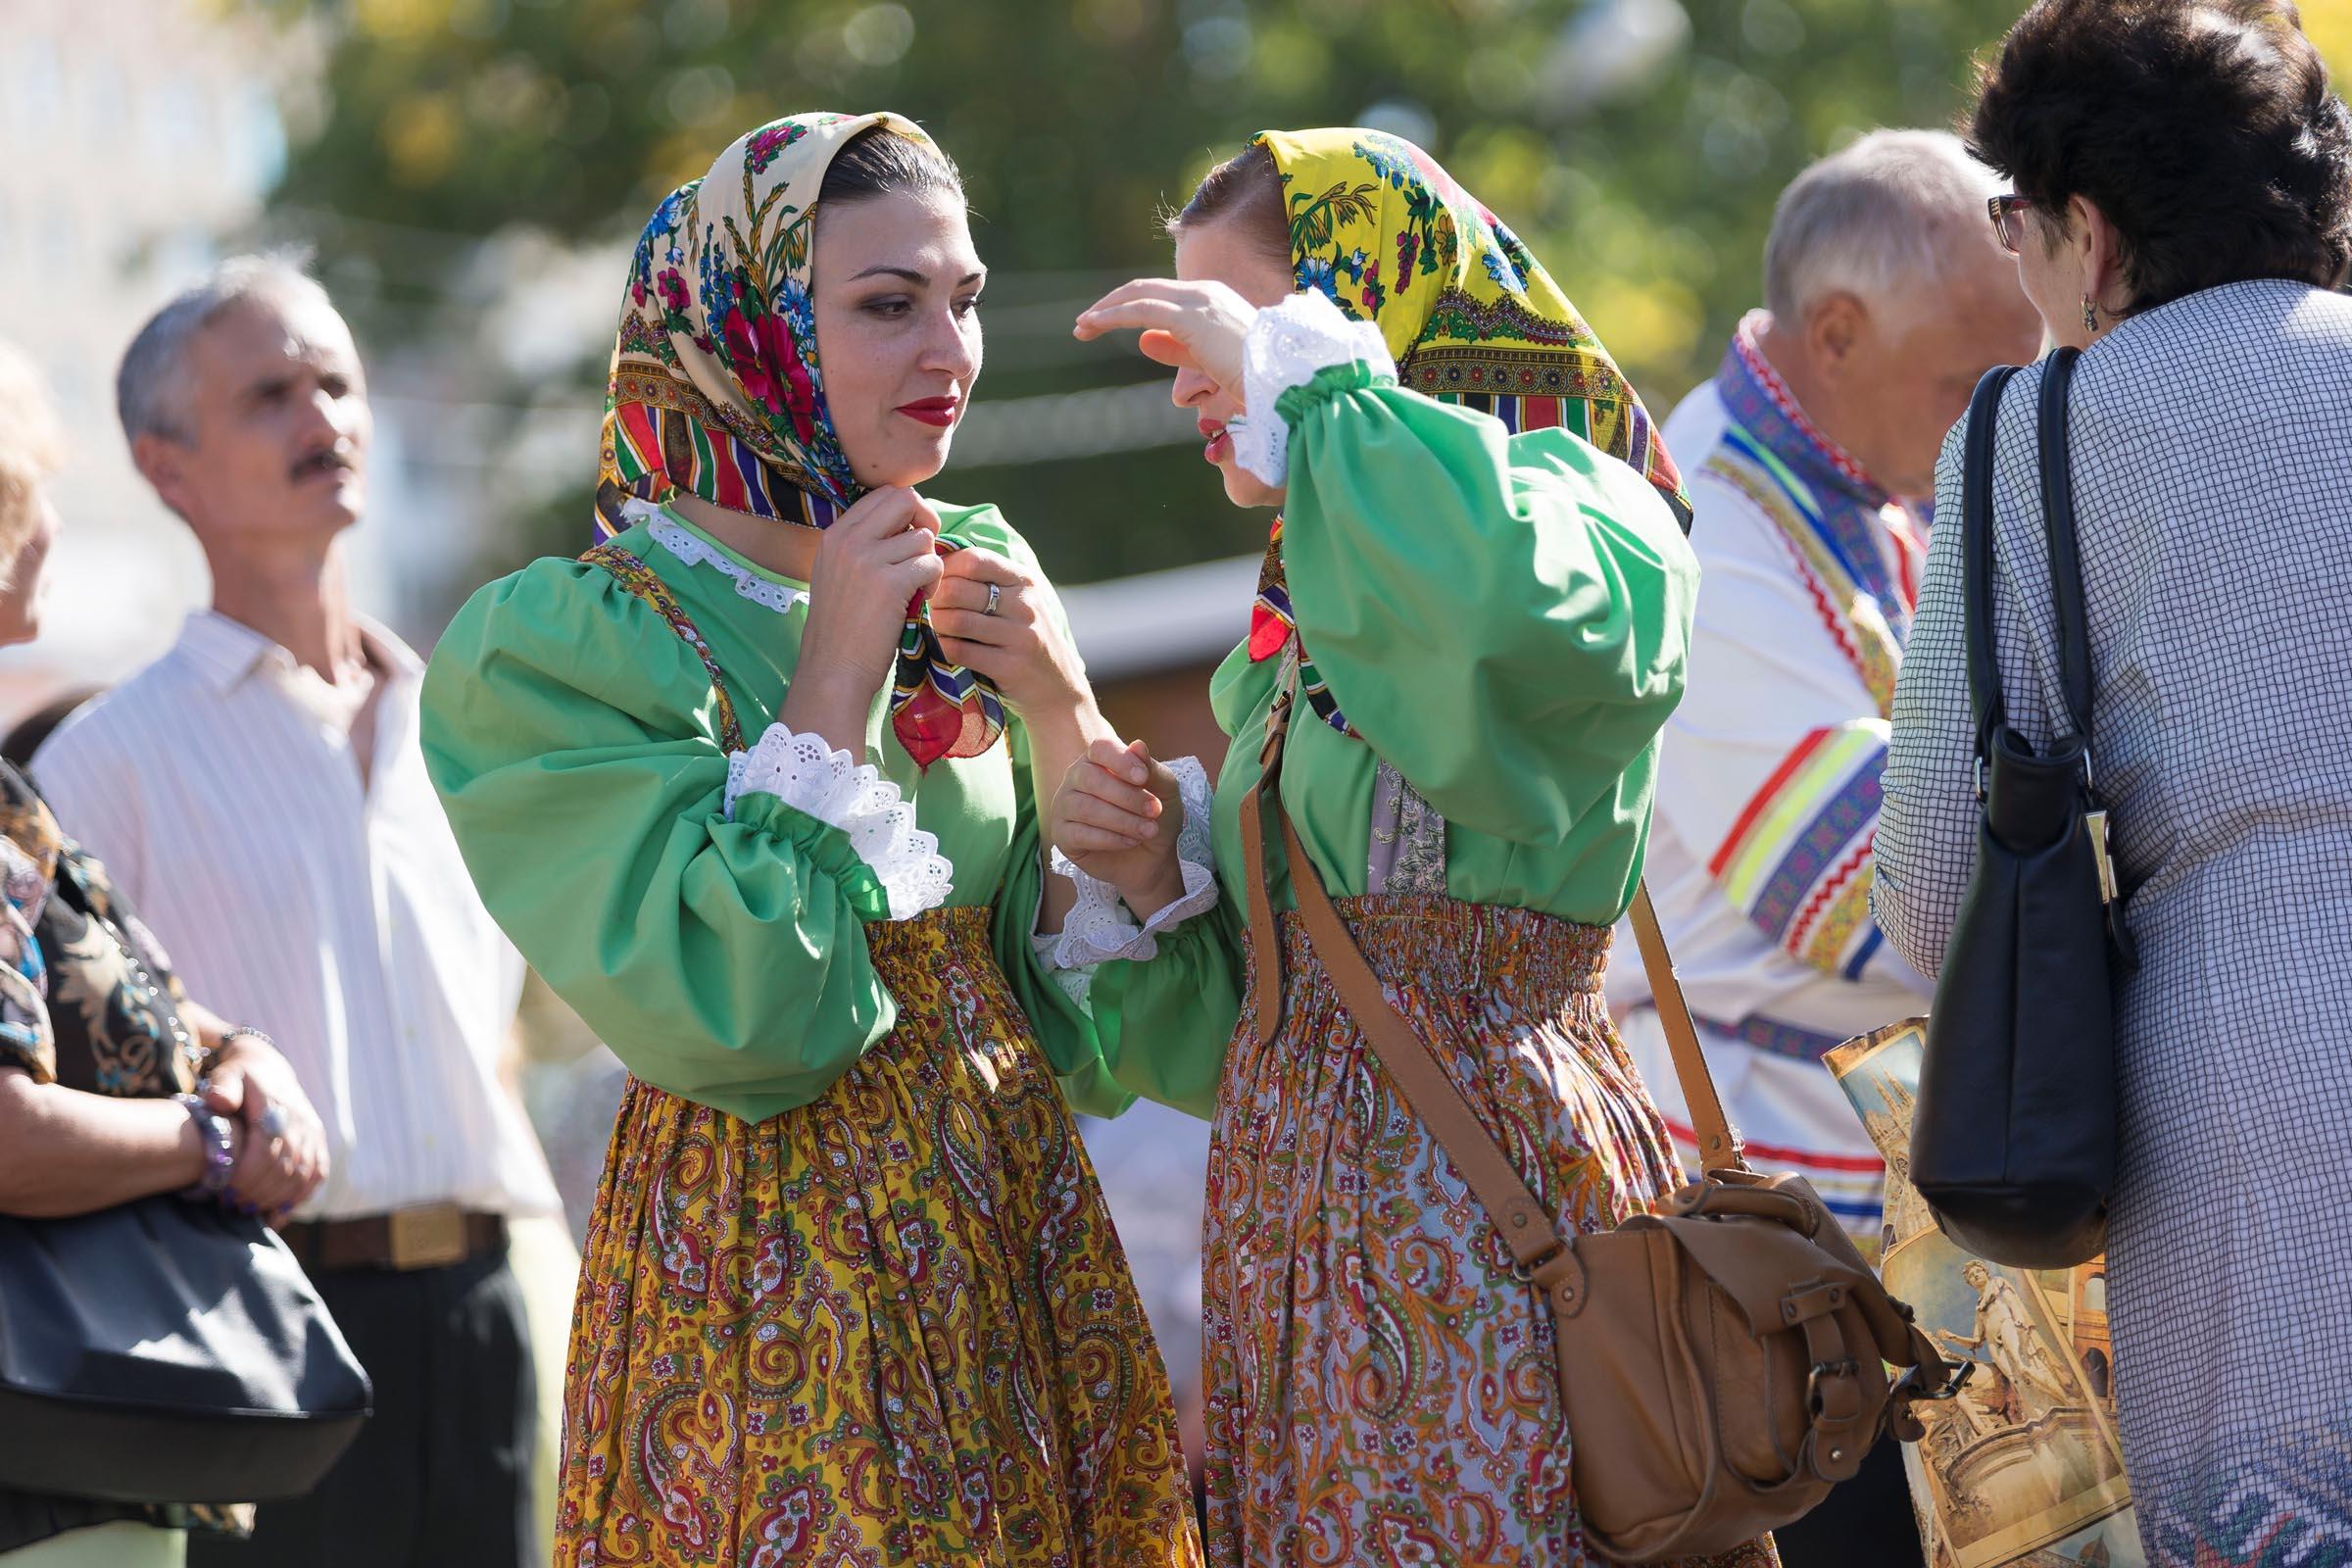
1875, 1, 2352, 1558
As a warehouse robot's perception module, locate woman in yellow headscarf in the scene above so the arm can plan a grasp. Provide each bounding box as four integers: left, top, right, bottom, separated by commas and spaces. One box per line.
420, 112, 1201, 1565
1059, 129, 1775, 1566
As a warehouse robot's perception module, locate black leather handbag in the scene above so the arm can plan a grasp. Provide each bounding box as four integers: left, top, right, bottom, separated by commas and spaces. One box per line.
0, 1196, 372, 1504
1910, 349, 2138, 1270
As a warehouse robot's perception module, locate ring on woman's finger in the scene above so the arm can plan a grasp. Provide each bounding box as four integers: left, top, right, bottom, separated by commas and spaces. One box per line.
258, 1105, 289, 1139
983, 582, 1001, 616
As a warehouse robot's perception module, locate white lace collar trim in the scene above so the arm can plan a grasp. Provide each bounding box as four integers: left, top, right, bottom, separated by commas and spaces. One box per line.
618, 498, 810, 615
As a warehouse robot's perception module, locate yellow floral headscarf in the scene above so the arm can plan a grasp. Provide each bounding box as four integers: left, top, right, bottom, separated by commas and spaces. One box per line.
594, 111, 1004, 766
1245, 126, 1690, 732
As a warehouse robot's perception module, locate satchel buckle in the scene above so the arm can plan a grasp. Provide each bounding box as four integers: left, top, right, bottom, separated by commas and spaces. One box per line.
387, 1204, 468, 1270
1805, 1358, 1859, 1413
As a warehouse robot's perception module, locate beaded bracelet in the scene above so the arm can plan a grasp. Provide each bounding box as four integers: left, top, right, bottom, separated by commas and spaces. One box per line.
174, 1092, 236, 1202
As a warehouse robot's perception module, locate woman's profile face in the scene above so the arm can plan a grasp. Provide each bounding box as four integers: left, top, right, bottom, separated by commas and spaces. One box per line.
1171, 213, 1298, 511
810, 188, 985, 491
0, 488, 59, 649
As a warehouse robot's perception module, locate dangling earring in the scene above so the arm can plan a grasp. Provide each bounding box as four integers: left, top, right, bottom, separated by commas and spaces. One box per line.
2081, 296, 2100, 333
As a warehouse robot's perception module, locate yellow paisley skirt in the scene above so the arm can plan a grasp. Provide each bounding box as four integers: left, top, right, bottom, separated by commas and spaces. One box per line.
555, 905, 1202, 1566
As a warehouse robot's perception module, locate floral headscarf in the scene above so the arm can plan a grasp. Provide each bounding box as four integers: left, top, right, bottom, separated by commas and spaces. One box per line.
596, 110, 1003, 767
1243, 127, 1690, 734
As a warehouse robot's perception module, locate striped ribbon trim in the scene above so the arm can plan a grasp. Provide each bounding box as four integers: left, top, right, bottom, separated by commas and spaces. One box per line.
1709, 719, 1890, 974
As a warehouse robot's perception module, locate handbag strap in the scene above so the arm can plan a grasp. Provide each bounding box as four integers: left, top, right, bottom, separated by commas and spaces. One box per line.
1961, 365, 2023, 761
1962, 352, 2099, 763
2033, 348, 2095, 743
1237, 672, 1747, 1229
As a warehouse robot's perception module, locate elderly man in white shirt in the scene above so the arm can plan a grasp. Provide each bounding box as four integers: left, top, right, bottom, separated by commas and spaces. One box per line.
32, 255, 561, 1568
1606, 133, 2041, 1567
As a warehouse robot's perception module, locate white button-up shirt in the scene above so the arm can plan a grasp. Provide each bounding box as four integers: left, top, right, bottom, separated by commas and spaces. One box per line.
31, 611, 560, 1222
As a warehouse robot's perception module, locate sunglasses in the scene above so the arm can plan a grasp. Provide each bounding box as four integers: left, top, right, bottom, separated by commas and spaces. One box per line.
1987, 193, 2032, 256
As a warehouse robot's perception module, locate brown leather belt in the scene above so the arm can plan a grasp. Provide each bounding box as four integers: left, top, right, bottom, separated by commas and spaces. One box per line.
279, 1204, 507, 1273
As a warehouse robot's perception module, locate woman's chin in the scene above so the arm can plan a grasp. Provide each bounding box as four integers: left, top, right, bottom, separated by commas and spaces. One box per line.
1217, 461, 1285, 511
856, 439, 953, 492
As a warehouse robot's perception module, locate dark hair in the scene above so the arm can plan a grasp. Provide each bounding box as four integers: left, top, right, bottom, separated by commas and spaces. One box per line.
818, 124, 965, 210
1969, 0, 2352, 309
1166, 142, 1290, 267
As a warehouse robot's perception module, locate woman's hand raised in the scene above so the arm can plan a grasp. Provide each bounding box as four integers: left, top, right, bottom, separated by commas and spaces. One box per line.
1074, 279, 1255, 395
928, 547, 1087, 718
781, 485, 945, 753
1051, 736, 1190, 919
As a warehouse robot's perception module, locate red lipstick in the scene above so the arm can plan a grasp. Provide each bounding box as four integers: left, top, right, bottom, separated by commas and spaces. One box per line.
897, 396, 959, 428
1198, 416, 1232, 465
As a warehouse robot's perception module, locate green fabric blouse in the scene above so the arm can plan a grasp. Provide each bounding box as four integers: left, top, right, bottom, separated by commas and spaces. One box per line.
1091, 362, 1699, 1117
419, 501, 1123, 1124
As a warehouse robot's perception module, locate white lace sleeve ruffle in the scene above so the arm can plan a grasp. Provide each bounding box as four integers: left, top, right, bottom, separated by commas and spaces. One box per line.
723, 723, 954, 922
1044, 756, 1218, 969
1231, 289, 1398, 488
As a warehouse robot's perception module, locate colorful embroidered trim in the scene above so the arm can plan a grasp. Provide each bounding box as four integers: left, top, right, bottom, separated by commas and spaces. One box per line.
1705, 432, 1904, 719
1708, 719, 1889, 976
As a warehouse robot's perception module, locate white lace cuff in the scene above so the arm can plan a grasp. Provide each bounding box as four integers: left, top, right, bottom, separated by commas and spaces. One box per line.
1044, 756, 1218, 968
723, 723, 955, 921
1231, 289, 1397, 488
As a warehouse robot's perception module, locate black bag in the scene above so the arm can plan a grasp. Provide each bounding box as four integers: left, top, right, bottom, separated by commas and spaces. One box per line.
0, 1195, 371, 1504
1911, 350, 2137, 1270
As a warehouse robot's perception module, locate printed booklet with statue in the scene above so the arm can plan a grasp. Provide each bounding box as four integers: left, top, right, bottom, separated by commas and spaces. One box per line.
1827, 1020, 2141, 1568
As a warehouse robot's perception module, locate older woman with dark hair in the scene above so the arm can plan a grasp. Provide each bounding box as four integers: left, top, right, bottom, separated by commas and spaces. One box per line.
1873, 0, 2352, 1556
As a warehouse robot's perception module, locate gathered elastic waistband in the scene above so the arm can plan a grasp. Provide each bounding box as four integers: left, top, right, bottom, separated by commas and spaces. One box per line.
1275, 893, 1611, 997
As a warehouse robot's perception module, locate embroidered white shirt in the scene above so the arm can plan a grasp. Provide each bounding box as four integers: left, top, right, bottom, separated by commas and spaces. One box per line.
30, 611, 562, 1222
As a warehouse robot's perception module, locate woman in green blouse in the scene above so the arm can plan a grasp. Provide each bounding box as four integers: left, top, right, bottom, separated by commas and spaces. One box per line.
419, 114, 1200, 1567
1062, 130, 1775, 1567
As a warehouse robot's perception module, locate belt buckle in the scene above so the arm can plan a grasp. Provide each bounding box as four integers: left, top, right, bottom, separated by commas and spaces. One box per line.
387, 1204, 468, 1270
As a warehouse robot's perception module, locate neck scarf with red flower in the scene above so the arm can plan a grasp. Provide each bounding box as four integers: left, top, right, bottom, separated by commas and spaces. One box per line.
1243, 127, 1690, 735
594, 110, 1002, 767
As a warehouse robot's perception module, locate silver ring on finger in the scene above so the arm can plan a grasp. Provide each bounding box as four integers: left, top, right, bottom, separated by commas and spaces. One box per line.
258, 1105, 289, 1139
983, 581, 1001, 616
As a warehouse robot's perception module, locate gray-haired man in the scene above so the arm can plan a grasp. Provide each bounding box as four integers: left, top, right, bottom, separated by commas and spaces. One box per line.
31, 256, 560, 1566
1605, 130, 2041, 1565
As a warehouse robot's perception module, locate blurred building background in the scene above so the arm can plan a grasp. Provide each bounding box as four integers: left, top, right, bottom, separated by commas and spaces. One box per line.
6, 0, 2348, 1476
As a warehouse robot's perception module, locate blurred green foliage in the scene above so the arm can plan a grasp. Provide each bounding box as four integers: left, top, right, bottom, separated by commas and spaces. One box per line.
264, 0, 2064, 587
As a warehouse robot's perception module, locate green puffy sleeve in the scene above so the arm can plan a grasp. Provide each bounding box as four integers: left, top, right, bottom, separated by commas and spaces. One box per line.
1276, 362, 1698, 850
943, 505, 1129, 1118
1086, 893, 1246, 1121
419, 558, 899, 1124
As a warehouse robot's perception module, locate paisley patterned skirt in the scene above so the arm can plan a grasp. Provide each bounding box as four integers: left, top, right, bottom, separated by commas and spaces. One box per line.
555, 905, 1201, 1567
1202, 895, 1778, 1568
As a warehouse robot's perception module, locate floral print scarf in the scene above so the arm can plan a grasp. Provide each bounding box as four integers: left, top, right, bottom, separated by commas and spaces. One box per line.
1243, 126, 1689, 734
596, 110, 1003, 767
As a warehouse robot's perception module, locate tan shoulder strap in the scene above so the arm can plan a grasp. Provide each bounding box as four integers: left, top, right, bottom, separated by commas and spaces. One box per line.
1628, 883, 1742, 1171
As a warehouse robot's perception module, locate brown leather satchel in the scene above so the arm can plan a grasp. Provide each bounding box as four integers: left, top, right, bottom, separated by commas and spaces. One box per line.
1237, 679, 1961, 1562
